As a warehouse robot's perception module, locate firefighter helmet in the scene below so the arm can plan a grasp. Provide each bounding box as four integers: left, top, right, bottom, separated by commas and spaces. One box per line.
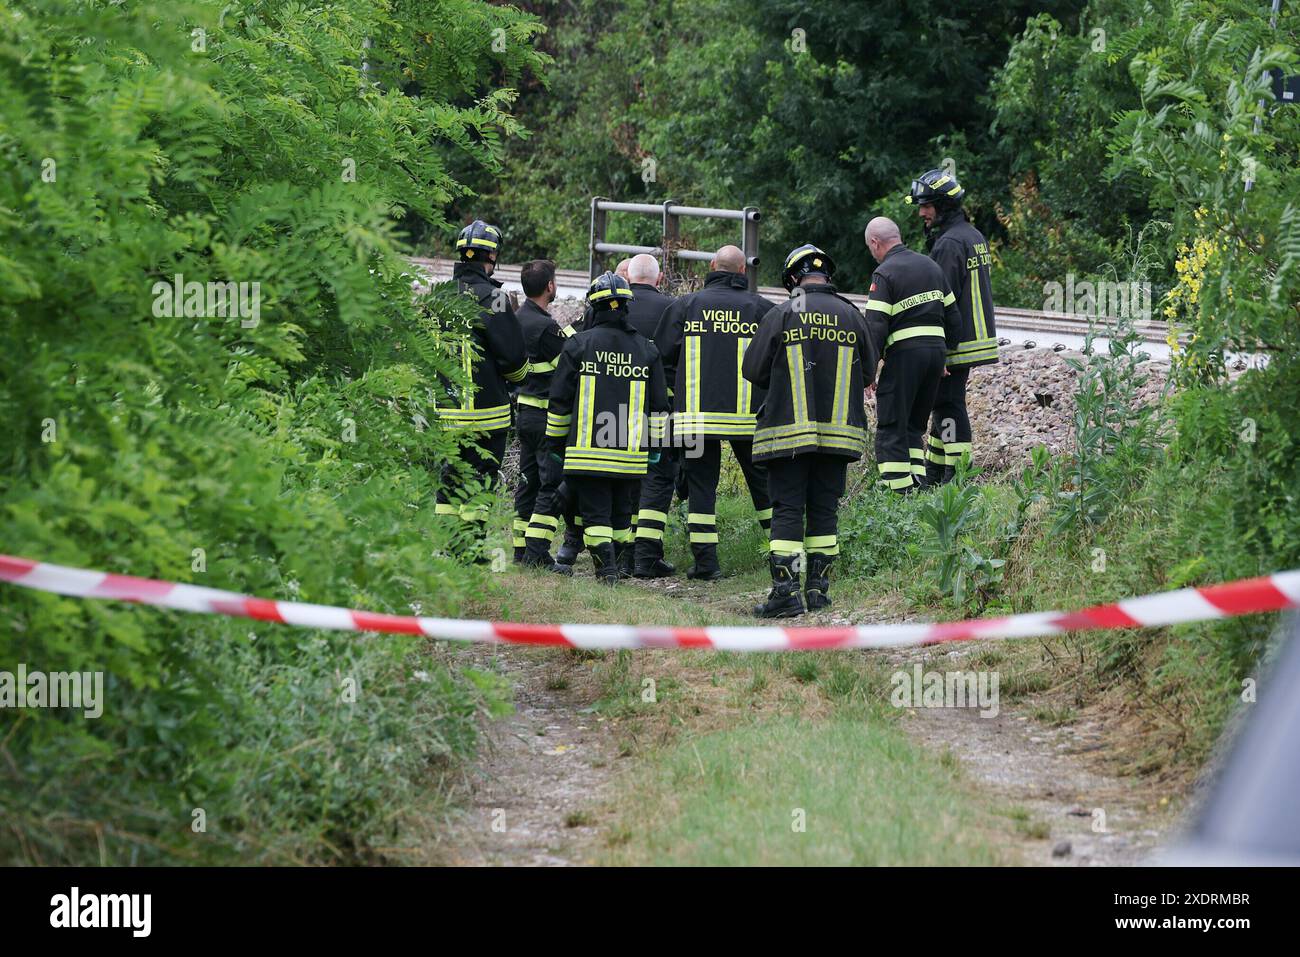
782, 244, 836, 291
586, 271, 635, 310
904, 169, 965, 207
456, 220, 502, 261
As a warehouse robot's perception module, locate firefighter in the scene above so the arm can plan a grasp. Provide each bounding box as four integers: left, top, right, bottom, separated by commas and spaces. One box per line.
905, 169, 998, 484
513, 259, 577, 569
435, 220, 529, 554
862, 216, 962, 494
621, 255, 681, 578
742, 244, 877, 617
650, 245, 773, 580
546, 272, 671, 583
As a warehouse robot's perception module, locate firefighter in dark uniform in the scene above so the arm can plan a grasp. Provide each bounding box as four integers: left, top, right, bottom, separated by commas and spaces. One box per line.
545, 272, 671, 583
905, 169, 998, 484
742, 244, 877, 617
622, 255, 679, 577
513, 259, 577, 567
649, 245, 773, 581
435, 220, 529, 552
863, 216, 962, 493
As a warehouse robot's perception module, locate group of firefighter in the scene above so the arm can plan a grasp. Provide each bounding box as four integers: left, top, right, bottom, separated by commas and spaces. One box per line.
435, 169, 998, 618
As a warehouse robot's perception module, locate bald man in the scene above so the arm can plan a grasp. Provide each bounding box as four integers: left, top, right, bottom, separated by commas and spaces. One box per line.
863, 217, 963, 493
643, 245, 774, 580
615, 258, 632, 282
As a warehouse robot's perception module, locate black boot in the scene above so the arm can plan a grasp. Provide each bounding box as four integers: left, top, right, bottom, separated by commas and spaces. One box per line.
633, 539, 676, 579
686, 542, 723, 581
938, 464, 956, 486
614, 541, 634, 579
589, 543, 619, 585
555, 526, 581, 566
512, 546, 525, 564
753, 554, 805, 618
522, 538, 573, 576
805, 553, 834, 610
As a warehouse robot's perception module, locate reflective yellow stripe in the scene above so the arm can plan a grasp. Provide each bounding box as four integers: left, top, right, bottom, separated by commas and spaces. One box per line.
639, 509, 668, 523
635, 526, 664, 540
970, 270, 983, 342
504, 361, 529, 383
786, 343, 807, 425
864, 298, 894, 315
885, 325, 945, 347
530, 357, 559, 373
689, 532, 719, 543
583, 525, 613, 545
518, 393, 548, 409
804, 534, 837, 554
756, 507, 773, 521
685, 336, 700, 412
769, 539, 804, 556
576, 374, 596, 449
545, 411, 571, 437
878, 462, 911, 474
896, 289, 946, 311
832, 345, 852, 424
627, 379, 646, 451
942, 291, 956, 307
461, 341, 473, 409
736, 337, 752, 414
687, 513, 716, 525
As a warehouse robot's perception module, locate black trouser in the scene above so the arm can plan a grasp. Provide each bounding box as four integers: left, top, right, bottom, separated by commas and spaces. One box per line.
569, 476, 639, 551
927, 365, 972, 472
875, 342, 946, 491
436, 429, 508, 548
522, 437, 569, 556
766, 452, 847, 558
513, 405, 548, 550
633, 447, 681, 557
682, 437, 772, 551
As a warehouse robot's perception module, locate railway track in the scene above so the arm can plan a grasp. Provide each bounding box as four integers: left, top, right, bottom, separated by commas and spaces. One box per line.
410, 257, 1174, 354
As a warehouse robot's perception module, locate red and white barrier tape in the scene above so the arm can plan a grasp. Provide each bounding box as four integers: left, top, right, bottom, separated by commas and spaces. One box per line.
2, 554, 1297, 652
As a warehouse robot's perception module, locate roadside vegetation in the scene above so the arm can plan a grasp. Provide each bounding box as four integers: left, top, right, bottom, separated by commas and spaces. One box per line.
3, 0, 1296, 864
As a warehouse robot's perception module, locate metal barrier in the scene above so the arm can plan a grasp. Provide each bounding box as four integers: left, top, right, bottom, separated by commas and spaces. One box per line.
588, 198, 761, 293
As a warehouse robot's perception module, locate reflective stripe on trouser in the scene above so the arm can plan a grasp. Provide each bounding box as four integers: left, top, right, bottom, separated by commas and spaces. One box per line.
683, 438, 771, 544
571, 476, 638, 552
436, 431, 506, 537
634, 449, 680, 561
514, 405, 548, 533
874, 344, 945, 491
767, 453, 847, 557
928, 365, 972, 465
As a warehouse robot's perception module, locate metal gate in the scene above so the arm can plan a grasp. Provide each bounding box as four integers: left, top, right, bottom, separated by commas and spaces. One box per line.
588, 198, 761, 293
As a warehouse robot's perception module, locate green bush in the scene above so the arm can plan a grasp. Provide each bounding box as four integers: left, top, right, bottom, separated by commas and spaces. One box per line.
0, 0, 543, 863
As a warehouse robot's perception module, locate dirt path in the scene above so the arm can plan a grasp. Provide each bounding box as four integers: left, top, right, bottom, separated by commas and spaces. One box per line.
437, 577, 1176, 866
436, 646, 617, 866
885, 642, 1174, 866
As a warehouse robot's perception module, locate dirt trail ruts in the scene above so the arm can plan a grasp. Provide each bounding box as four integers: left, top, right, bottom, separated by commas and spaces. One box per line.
643, 575, 1178, 866
884, 642, 1174, 866
436, 646, 617, 866
437, 576, 1176, 866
